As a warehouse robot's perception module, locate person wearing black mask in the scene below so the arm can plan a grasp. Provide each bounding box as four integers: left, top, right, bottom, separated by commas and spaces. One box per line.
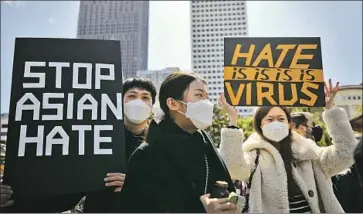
290, 111, 363, 212
291, 112, 323, 142
0, 78, 157, 213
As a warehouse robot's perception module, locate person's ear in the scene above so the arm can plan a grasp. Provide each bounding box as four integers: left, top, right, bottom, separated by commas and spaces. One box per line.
166, 98, 181, 111
289, 122, 293, 129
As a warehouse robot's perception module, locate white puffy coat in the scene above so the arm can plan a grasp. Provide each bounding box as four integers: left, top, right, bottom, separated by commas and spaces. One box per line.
219, 107, 358, 213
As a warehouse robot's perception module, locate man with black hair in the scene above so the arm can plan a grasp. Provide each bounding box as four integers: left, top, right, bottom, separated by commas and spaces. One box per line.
83, 77, 157, 213
291, 112, 363, 212
291, 112, 323, 142
1, 77, 157, 213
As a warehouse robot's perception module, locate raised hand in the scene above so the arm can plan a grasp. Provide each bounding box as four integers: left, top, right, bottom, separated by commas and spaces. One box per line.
324, 79, 339, 110
218, 93, 238, 126
0, 177, 14, 207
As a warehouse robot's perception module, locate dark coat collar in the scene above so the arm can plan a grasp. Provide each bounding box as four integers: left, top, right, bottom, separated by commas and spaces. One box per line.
146, 116, 206, 173
146, 117, 232, 187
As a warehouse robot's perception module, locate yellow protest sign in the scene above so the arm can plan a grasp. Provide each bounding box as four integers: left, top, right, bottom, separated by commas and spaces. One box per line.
224, 38, 325, 107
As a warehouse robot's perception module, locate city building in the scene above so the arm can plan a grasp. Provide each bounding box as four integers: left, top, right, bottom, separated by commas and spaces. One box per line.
1, 113, 8, 145
190, 0, 256, 116
335, 83, 363, 119
137, 67, 181, 99
77, 1, 149, 79
1, 113, 8, 175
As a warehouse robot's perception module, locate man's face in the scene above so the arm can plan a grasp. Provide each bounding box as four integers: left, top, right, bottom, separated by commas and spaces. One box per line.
124, 88, 153, 108
299, 118, 315, 139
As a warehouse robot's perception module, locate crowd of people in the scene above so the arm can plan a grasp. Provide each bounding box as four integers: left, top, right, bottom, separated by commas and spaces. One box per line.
0, 71, 362, 213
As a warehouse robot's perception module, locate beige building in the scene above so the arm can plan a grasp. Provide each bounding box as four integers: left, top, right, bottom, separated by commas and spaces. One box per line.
136, 67, 181, 100
0, 113, 8, 175
335, 84, 363, 119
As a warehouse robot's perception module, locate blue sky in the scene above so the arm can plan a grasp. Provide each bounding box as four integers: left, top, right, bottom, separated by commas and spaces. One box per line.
1, 1, 362, 113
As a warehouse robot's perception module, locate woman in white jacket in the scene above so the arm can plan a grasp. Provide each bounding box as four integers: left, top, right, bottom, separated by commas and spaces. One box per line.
219, 80, 358, 213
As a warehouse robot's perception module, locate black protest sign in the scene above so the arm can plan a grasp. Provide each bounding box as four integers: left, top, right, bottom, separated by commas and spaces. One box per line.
3, 38, 125, 197
224, 37, 325, 107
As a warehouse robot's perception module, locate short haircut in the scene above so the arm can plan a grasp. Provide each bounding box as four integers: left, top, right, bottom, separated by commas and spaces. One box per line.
158, 72, 206, 116
291, 112, 310, 128
123, 77, 157, 104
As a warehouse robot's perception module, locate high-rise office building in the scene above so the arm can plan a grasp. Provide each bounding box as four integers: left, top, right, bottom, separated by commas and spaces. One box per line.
0, 113, 8, 145
137, 67, 180, 99
1, 113, 8, 175
77, 1, 149, 79
190, 1, 256, 116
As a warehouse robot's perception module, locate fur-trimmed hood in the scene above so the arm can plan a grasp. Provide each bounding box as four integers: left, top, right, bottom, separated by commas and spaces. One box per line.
243, 131, 319, 161
219, 107, 357, 213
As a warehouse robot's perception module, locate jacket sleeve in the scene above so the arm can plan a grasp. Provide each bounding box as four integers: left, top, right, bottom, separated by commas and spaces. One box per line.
119, 148, 164, 213
313, 107, 358, 177
218, 128, 254, 181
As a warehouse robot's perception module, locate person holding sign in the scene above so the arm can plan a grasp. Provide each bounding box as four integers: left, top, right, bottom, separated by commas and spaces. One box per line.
219, 79, 358, 213
82, 77, 157, 213
119, 72, 241, 212
0, 77, 157, 213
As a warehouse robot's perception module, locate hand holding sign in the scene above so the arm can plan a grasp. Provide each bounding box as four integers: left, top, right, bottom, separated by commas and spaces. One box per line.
104, 173, 125, 192
218, 93, 238, 126
324, 79, 340, 110
0, 177, 14, 207
4, 38, 126, 197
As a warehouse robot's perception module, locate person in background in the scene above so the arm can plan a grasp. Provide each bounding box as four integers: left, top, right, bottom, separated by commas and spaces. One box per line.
291, 112, 323, 142
291, 109, 363, 212
0, 78, 157, 213
354, 138, 363, 186
82, 77, 157, 213
120, 72, 240, 213
219, 80, 358, 213
331, 131, 363, 212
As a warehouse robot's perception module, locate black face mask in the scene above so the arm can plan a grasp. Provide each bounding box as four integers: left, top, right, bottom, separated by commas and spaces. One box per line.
312, 126, 323, 142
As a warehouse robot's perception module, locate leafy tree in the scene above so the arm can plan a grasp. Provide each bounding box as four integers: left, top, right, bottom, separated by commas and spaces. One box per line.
356, 105, 363, 117
206, 105, 229, 147
237, 116, 254, 141
207, 105, 255, 147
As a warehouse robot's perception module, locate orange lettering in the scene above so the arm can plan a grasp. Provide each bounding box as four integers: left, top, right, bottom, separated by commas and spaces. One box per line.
225, 82, 245, 105
278, 83, 298, 105
252, 43, 274, 68
257, 82, 277, 105
231, 44, 255, 66
300, 82, 319, 106
290, 44, 317, 69
275, 44, 296, 67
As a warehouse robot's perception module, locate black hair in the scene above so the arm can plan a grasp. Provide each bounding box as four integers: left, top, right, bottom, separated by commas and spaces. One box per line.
291, 113, 309, 129
123, 77, 157, 104
253, 106, 293, 163
253, 106, 300, 194
158, 72, 206, 116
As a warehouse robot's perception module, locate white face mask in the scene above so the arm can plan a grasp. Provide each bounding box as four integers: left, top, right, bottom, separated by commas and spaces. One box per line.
124, 99, 151, 124
178, 99, 214, 130
262, 121, 289, 142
